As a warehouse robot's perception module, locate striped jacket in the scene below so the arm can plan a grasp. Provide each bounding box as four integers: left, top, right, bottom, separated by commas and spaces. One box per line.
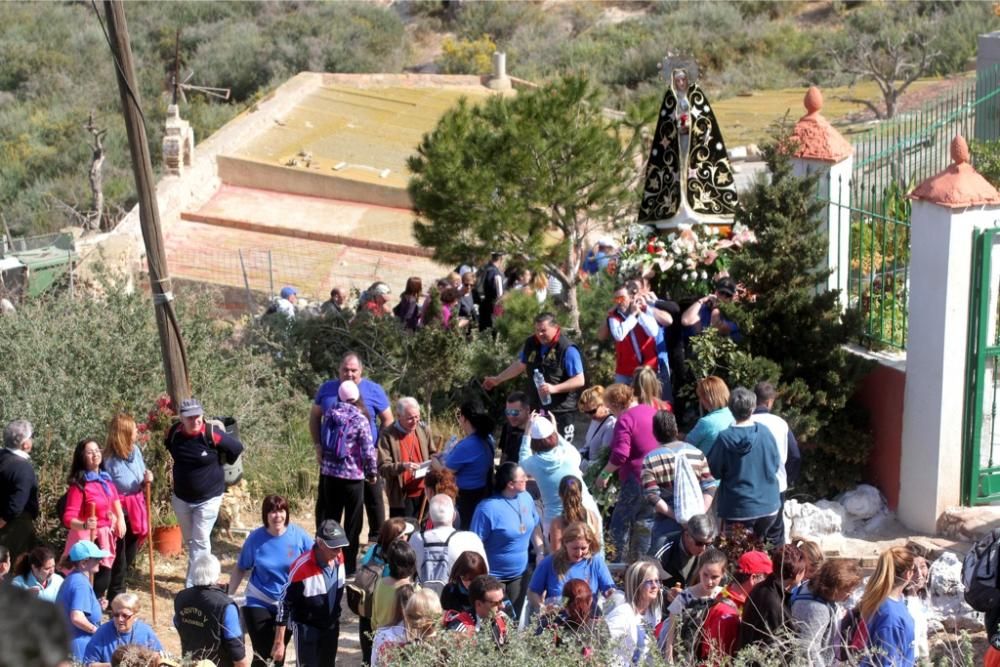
276, 548, 345, 631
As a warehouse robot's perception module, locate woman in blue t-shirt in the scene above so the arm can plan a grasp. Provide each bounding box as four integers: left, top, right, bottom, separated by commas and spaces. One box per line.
471, 462, 542, 617
528, 521, 615, 613
229, 495, 313, 667
55, 540, 110, 661
442, 401, 496, 525
858, 545, 917, 667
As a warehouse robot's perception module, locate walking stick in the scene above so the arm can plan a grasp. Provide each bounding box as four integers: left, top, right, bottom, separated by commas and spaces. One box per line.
86, 501, 97, 585
144, 480, 157, 625
417, 495, 428, 527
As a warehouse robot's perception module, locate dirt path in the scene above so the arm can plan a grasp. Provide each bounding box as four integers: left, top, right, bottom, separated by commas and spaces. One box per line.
130, 509, 365, 666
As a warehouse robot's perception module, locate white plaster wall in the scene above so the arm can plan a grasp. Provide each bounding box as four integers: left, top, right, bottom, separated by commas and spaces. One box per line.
899, 201, 1000, 533
791, 156, 852, 310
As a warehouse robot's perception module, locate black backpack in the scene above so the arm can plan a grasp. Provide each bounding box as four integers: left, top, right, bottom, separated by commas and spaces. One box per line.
963, 527, 1000, 612
472, 266, 490, 305
672, 595, 715, 660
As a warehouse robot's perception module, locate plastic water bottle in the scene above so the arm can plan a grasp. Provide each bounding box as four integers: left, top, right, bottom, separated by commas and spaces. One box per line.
533, 369, 552, 406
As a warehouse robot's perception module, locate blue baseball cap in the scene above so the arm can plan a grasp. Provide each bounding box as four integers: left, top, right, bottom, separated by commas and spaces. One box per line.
280, 286, 298, 299
69, 540, 111, 562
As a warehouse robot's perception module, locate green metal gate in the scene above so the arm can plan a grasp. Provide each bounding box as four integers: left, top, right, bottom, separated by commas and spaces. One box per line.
963, 228, 1000, 504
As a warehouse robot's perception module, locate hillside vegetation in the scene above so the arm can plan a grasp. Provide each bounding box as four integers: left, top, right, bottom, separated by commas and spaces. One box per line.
0, 0, 993, 237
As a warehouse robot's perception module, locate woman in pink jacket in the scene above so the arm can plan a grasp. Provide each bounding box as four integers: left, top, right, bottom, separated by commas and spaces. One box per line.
61, 437, 125, 602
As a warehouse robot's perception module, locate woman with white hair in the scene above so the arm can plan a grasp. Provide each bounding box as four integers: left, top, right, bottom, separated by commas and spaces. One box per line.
174, 554, 249, 667
377, 397, 437, 519
604, 558, 664, 666
82, 592, 162, 667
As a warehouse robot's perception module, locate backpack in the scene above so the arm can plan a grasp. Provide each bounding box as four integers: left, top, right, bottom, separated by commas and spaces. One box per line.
347, 557, 385, 618
472, 265, 489, 305
834, 607, 870, 662
962, 527, 1000, 612
672, 450, 704, 525
672, 595, 716, 661
321, 407, 352, 461
417, 528, 457, 594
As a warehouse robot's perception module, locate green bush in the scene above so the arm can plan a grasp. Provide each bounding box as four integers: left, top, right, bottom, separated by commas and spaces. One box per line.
0, 280, 309, 541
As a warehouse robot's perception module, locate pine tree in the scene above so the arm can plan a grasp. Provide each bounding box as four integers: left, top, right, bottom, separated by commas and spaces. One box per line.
729, 143, 872, 499
407, 75, 644, 332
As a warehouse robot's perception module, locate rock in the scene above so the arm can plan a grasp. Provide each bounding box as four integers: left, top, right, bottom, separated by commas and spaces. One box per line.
786, 498, 844, 538
929, 551, 964, 597
925, 551, 984, 633
839, 484, 886, 520
907, 537, 947, 561
728, 146, 748, 161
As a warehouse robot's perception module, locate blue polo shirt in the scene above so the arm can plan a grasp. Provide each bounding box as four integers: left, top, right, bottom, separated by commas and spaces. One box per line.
56, 570, 103, 661
314, 378, 390, 441
83, 620, 162, 665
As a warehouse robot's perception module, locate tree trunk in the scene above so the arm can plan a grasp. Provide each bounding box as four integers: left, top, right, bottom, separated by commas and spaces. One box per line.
564, 281, 581, 334
89, 147, 105, 231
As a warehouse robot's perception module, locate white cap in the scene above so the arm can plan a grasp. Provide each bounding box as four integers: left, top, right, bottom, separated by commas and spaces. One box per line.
529, 417, 556, 439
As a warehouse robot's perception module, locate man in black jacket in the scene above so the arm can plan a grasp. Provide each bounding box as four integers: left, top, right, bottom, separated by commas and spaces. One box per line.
0, 419, 38, 561
166, 398, 244, 588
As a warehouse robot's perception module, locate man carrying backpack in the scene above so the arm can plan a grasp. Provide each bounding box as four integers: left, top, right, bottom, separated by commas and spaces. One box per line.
475, 252, 505, 331
409, 495, 487, 594
166, 398, 244, 588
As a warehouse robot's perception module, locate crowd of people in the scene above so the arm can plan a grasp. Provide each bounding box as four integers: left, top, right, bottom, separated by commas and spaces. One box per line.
0, 249, 943, 667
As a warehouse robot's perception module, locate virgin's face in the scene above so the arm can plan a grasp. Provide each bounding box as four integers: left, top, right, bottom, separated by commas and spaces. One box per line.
32, 558, 55, 583
673, 70, 688, 92
82, 441, 101, 471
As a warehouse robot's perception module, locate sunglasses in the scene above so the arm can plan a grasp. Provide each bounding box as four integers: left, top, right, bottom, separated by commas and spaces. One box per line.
113, 612, 135, 620
641, 579, 662, 589
694, 538, 713, 547
613, 296, 628, 303
583, 408, 599, 416
505, 408, 522, 416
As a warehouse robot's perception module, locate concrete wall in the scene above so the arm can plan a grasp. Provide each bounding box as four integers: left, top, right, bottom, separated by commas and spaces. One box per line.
854, 361, 906, 509
218, 155, 413, 210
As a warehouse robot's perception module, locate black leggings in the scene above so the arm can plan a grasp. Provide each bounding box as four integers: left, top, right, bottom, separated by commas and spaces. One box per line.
243, 605, 290, 667
92, 566, 112, 602
108, 516, 141, 601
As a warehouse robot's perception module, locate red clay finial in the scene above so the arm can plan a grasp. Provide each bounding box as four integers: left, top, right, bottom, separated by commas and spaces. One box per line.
911, 133, 1000, 208
791, 86, 852, 162
951, 135, 970, 165
804, 86, 823, 115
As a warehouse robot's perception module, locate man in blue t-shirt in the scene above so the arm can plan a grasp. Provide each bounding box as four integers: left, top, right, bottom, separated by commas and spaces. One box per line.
310, 352, 392, 545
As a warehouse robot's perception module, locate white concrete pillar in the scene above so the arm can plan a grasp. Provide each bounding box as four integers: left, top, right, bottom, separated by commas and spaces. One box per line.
487, 51, 512, 92
789, 87, 854, 310
899, 136, 1000, 533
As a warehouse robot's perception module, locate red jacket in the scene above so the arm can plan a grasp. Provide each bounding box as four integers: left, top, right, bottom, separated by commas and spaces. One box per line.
607, 309, 658, 377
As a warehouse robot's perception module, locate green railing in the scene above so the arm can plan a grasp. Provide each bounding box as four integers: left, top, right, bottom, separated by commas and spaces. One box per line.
852, 63, 1000, 215
821, 172, 910, 350
818, 64, 1000, 350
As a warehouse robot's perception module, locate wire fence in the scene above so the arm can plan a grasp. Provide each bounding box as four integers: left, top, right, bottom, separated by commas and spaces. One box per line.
825, 63, 1000, 350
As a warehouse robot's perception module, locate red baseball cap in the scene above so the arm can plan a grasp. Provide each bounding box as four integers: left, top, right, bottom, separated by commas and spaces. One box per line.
738, 551, 773, 575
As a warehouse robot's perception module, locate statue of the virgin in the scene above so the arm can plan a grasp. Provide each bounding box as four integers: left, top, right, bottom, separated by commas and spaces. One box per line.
638, 58, 738, 229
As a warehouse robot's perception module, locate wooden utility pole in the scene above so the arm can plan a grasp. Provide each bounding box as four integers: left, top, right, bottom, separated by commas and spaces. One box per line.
102, 0, 191, 404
